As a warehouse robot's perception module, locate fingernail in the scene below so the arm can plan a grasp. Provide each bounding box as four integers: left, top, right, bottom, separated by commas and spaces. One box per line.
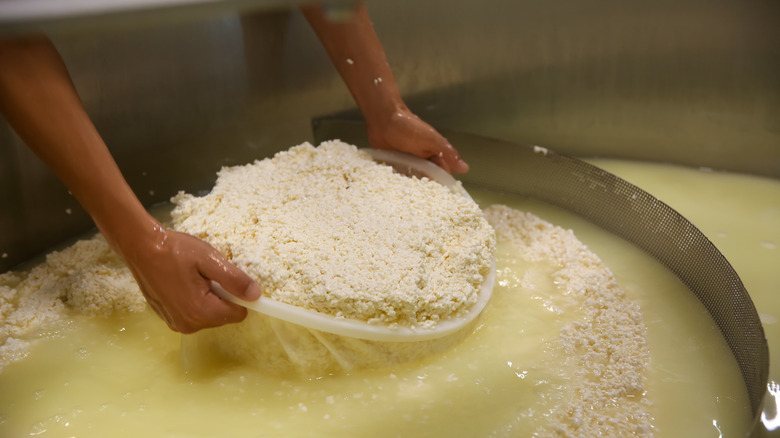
245, 283, 263, 301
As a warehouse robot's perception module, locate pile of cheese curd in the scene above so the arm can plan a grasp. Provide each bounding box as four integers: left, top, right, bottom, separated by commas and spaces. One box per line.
0, 159, 773, 437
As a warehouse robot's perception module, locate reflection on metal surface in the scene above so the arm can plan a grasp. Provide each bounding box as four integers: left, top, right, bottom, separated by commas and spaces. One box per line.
763, 382, 780, 431
713, 419, 724, 438
0, 0, 353, 34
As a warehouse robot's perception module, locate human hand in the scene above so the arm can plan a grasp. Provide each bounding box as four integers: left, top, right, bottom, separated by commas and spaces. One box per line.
0, 35, 261, 334
300, 4, 468, 174
120, 225, 262, 334
366, 107, 469, 174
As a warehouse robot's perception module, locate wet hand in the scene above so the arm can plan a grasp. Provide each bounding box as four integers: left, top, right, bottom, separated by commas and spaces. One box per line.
120, 226, 262, 334
366, 107, 469, 174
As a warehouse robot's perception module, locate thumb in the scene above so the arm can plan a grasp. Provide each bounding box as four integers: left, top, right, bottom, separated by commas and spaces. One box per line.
198, 251, 263, 302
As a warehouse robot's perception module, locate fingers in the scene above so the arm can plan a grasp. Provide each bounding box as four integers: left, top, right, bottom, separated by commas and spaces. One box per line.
430, 143, 469, 174
429, 154, 451, 173
448, 156, 469, 173
366, 109, 470, 174
449, 158, 469, 173
143, 276, 249, 334
128, 230, 261, 334
197, 248, 263, 302
175, 290, 249, 334
168, 273, 250, 334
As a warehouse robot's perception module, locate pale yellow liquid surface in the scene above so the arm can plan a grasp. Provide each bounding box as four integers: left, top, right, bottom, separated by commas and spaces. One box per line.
0, 160, 770, 437
587, 159, 780, 438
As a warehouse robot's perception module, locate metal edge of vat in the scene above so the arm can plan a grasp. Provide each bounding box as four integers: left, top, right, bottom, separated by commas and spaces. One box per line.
311, 117, 770, 434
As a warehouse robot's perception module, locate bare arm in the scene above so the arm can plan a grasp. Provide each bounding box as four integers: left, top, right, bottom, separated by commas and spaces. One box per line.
0, 36, 261, 333
301, 2, 468, 173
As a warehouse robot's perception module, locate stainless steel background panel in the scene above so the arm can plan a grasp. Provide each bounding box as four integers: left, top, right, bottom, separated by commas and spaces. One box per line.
367, 0, 780, 176
1, 0, 779, 272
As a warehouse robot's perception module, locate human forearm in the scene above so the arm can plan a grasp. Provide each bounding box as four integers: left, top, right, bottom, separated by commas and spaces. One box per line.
0, 35, 261, 333
0, 35, 159, 254
300, 2, 404, 119
301, 3, 468, 173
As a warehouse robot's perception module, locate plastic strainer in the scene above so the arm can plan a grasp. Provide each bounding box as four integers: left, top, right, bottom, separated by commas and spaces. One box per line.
209, 149, 495, 342
182, 149, 496, 375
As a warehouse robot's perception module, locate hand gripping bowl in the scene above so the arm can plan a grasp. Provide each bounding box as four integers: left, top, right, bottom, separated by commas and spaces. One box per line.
182, 149, 496, 375
209, 149, 496, 342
